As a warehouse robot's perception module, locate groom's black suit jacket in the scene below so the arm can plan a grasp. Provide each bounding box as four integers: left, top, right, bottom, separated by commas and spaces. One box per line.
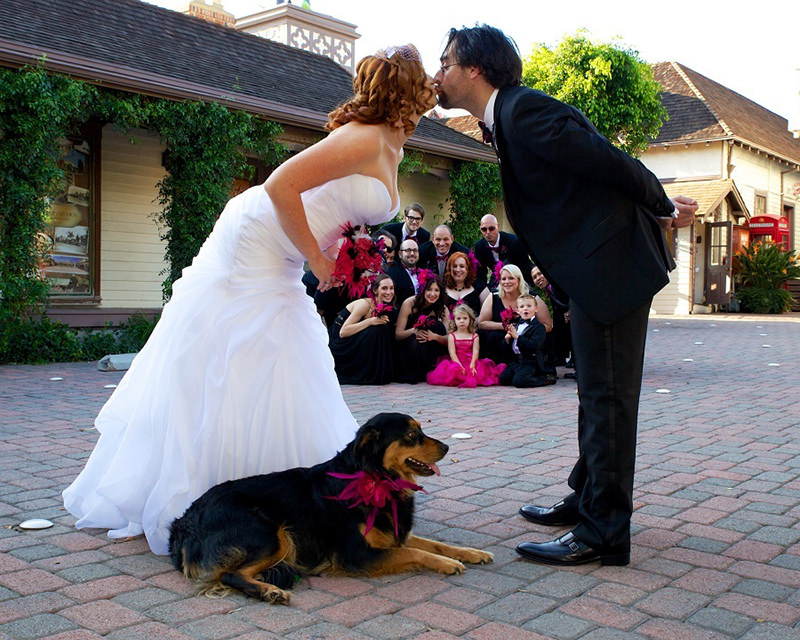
493, 87, 675, 324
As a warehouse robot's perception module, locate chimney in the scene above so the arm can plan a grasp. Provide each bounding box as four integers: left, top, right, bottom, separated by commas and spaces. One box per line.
185, 0, 235, 27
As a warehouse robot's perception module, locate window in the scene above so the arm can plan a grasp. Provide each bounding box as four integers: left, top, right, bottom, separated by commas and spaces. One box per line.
39, 126, 101, 301
754, 194, 767, 216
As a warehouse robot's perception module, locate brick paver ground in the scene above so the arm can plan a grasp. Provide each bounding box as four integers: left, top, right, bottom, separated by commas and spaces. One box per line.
1, 314, 799, 639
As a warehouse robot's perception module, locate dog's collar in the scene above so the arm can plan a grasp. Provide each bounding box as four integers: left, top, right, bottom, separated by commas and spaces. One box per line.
326, 471, 425, 538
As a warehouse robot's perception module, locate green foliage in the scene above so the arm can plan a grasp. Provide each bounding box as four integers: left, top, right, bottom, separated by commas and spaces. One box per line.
735, 286, 793, 315
446, 161, 503, 247
522, 32, 667, 157
0, 312, 160, 364
733, 241, 800, 314
148, 101, 285, 299
1, 64, 285, 337
398, 150, 430, 176
0, 312, 83, 364
0, 65, 96, 319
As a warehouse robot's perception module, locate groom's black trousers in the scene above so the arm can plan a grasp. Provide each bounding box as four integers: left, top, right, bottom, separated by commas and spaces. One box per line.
566, 298, 651, 552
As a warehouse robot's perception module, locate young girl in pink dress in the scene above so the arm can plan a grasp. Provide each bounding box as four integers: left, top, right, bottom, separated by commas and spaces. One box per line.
427, 304, 505, 388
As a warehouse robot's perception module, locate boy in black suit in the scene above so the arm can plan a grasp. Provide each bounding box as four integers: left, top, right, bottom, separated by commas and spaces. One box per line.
499, 294, 549, 388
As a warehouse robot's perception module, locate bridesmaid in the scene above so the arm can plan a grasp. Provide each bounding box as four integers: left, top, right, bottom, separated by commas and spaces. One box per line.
477, 263, 551, 364
443, 251, 489, 316
394, 276, 449, 383
329, 274, 397, 384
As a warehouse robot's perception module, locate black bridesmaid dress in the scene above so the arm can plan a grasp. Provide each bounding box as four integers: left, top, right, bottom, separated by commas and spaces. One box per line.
393, 312, 447, 384
329, 308, 396, 385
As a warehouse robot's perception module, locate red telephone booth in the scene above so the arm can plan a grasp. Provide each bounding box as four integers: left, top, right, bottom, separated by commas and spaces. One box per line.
746, 215, 790, 249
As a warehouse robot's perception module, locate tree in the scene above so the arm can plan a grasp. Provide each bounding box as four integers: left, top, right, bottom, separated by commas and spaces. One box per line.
522, 32, 667, 157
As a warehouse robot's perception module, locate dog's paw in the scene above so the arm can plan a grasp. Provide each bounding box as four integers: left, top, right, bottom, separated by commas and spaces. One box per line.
260, 585, 291, 605
460, 548, 494, 565
434, 557, 465, 575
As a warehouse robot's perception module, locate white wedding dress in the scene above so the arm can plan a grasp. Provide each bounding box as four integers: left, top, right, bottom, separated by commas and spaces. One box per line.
63, 174, 399, 555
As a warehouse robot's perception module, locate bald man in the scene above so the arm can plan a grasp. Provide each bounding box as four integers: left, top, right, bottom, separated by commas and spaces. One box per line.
472, 214, 533, 289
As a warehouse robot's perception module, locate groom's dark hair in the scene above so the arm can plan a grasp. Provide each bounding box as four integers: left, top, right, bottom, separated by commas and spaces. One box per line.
442, 25, 522, 89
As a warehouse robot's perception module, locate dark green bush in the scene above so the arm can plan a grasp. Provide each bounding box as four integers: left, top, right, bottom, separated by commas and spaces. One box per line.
117, 313, 159, 353
733, 241, 800, 314
735, 286, 794, 315
0, 312, 159, 364
0, 314, 83, 364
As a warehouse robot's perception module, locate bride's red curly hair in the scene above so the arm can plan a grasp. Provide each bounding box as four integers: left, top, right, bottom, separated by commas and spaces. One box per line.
327, 51, 436, 135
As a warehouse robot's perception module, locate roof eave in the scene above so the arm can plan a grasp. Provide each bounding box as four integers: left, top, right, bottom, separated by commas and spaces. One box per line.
0, 37, 496, 163
0, 38, 326, 128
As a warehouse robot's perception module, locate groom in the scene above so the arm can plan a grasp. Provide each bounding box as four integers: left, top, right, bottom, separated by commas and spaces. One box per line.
434, 25, 697, 566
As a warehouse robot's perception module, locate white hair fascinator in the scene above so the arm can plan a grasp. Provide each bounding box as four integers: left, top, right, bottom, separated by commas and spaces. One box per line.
375, 44, 421, 62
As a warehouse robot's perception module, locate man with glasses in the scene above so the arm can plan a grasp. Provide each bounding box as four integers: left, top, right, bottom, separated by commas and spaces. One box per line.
472, 214, 532, 290
387, 239, 422, 304
382, 203, 430, 246
434, 25, 697, 568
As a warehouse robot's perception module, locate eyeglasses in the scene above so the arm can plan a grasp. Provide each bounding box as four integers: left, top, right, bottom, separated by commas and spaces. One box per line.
405, 214, 423, 222
439, 62, 458, 75
401, 248, 419, 253
480, 226, 497, 232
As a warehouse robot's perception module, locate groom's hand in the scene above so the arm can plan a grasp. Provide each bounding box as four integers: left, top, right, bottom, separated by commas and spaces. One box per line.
664, 196, 699, 230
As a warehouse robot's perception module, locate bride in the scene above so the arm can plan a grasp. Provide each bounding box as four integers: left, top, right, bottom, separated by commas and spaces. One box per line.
63, 44, 436, 555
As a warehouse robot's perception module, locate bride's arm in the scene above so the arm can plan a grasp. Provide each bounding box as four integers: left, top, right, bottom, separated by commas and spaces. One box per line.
265, 125, 382, 286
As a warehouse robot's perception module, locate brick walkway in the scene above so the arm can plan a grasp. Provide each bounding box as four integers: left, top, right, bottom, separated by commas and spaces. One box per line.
1, 314, 799, 639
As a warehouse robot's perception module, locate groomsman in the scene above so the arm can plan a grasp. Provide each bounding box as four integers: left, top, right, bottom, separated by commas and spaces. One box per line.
382, 203, 430, 245
472, 214, 532, 288
418, 224, 468, 277
387, 239, 422, 304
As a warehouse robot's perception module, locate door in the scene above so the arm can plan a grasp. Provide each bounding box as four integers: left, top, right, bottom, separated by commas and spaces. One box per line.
705, 221, 732, 306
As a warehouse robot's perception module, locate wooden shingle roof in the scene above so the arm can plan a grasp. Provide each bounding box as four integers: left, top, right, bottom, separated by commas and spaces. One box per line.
652, 62, 800, 167
0, 0, 492, 161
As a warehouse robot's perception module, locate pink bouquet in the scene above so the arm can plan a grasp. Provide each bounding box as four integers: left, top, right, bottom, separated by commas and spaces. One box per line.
332, 223, 384, 297
500, 307, 520, 330
413, 314, 436, 330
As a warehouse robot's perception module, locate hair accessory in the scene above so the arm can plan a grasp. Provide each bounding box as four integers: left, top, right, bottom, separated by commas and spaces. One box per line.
376, 44, 421, 62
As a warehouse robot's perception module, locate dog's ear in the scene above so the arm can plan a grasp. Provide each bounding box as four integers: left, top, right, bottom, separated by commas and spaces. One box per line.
354, 423, 384, 474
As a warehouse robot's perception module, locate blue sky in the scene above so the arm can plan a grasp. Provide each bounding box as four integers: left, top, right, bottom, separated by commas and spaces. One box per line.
148, 0, 799, 125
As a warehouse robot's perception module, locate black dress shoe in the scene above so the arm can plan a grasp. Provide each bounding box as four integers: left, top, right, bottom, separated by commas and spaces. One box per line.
516, 531, 629, 566
519, 499, 579, 526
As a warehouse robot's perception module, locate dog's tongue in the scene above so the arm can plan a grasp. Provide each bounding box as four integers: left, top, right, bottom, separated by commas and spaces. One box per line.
430, 462, 441, 476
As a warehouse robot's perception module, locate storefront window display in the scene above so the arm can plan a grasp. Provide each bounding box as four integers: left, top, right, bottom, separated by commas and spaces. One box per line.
39, 137, 95, 297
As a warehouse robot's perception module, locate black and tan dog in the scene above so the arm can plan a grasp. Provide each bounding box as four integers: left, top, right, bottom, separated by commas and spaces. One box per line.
169, 412, 492, 603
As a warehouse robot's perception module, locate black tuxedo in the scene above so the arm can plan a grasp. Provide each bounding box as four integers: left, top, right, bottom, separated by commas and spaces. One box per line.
386, 262, 417, 304
472, 231, 532, 288
493, 86, 676, 554
499, 319, 550, 388
381, 221, 430, 246
417, 241, 469, 277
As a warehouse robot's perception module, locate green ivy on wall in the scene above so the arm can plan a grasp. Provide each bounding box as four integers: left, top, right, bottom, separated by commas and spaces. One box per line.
147, 100, 284, 298
0, 64, 286, 321
0, 66, 97, 319
446, 160, 503, 247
